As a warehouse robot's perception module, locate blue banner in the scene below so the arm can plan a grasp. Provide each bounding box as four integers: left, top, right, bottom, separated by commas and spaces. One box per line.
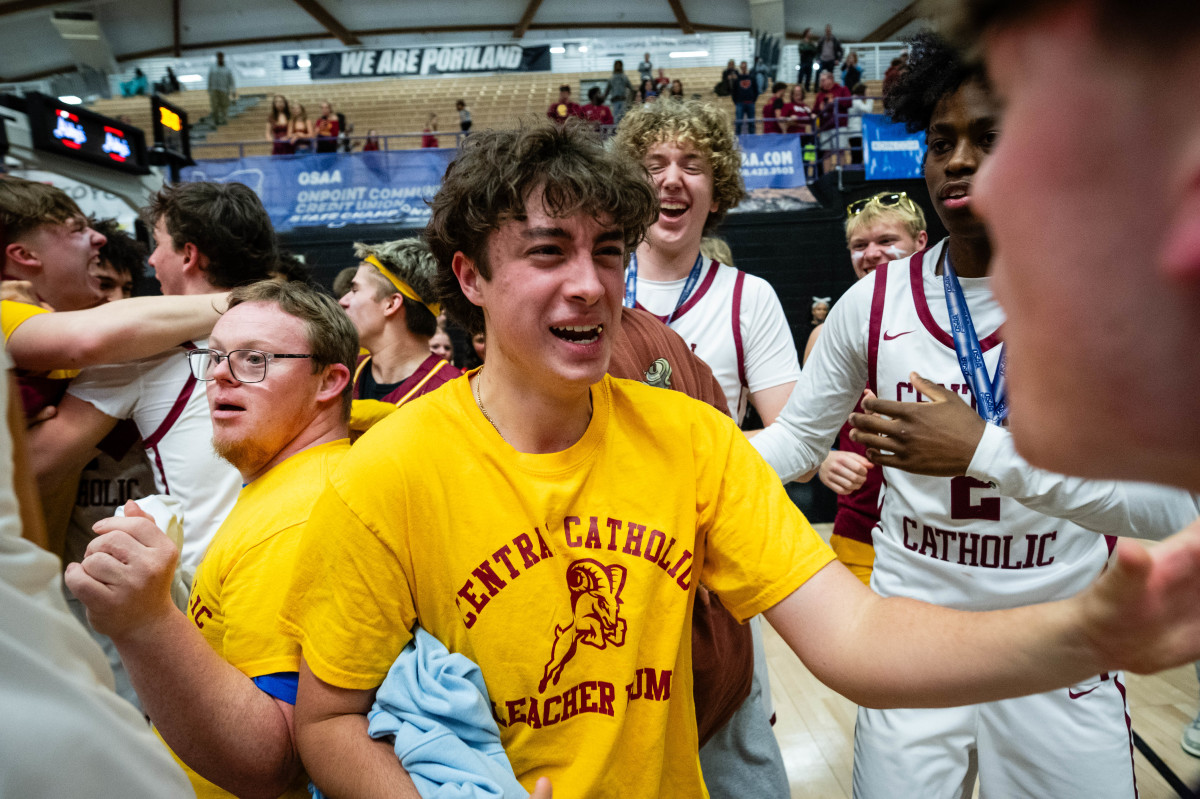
181, 150, 455, 231
737, 133, 807, 189
863, 114, 925, 180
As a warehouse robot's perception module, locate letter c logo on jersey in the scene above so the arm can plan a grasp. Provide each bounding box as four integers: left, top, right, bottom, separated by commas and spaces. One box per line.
539, 559, 628, 693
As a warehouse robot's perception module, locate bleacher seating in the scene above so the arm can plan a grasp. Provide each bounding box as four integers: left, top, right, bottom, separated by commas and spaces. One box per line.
88, 71, 883, 162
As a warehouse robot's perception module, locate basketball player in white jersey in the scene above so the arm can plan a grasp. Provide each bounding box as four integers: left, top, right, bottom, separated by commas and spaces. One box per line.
612, 99, 801, 798
752, 31, 1200, 798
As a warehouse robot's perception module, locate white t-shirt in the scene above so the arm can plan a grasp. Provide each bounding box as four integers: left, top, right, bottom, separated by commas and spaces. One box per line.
0, 349, 194, 797
631, 259, 800, 424
68, 343, 240, 568
752, 239, 1198, 608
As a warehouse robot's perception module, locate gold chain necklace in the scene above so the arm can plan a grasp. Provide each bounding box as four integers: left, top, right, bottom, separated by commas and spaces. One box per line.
473, 366, 503, 436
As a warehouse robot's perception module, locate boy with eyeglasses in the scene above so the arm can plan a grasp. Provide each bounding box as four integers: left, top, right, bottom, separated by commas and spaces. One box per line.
802, 192, 928, 586
753, 32, 1200, 798
68, 280, 356, 799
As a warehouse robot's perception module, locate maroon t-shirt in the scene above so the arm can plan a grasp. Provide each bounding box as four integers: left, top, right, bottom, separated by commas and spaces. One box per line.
831, 393, 883, 545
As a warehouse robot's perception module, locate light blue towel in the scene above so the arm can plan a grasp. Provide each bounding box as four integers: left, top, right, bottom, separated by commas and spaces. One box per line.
310, 627, 527, 799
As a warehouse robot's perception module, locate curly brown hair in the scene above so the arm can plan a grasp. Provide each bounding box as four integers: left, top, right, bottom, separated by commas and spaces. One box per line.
426, 121, 658, 334
612, 98, 745, 234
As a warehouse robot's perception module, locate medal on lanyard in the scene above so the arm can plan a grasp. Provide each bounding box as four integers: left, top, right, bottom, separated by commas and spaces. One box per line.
624, 252, 706, 325
943, 250, 1008, 424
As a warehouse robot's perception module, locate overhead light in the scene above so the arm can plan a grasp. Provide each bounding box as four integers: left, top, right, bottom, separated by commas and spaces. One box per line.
178, 74, 204, 83
577, 45, 588, 52
58, 95, 82, 104
550, 46, 565, 54
297, 57, 311, 68
669, 50, 709, 58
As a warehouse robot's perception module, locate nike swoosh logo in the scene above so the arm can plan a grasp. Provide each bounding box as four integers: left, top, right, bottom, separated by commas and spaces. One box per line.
883, 330, 913, 340
1068, 686, 1098, 699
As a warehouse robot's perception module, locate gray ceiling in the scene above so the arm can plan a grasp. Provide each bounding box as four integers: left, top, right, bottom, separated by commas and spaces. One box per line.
0, 0, 931, 83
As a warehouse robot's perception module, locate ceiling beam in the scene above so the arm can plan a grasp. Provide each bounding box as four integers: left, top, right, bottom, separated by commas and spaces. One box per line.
289, 0, 361, 46
861, 0, 925, 42
0, 0, 65, 17
172, 0, 181, 57
666, 0, 695, 35
512, 0, 544, 39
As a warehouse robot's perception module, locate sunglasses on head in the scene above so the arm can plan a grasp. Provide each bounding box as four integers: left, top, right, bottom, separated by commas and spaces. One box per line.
846, 192, 914, 218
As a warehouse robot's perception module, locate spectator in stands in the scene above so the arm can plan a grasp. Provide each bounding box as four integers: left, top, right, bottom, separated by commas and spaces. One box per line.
810, 297, 830, 325
421, 113, 439, 149
546, 84, 583, 124
362, 129, 380, 152
456, 99, 472, 133
207, 52, 236, 126
845, 83, 874, 164
783, 84, 813, 133
882, 56, 905, 99
429, 325, 454, 362
842, 50, 862, 89
339, 239, 460, 434
733, 60, 759, 134
582, 87, 614, 128
638, 78, 658, 104
604, 60, 634, 124
638, 52, 654, 84
817, 24, 843, 76
153, 67, 181, 96
68, 279, 354, 799
120, 68, 149, 98
798, 29, 818, 91
814, 69, 851, 131
337, 109, 353, 153
289, 103, 313, 154
668, 79, 685, 99
752, 56, 770, 94
314, 101, 340, 153
266, 95, 293, 156
654, 68, 670, 92
720, 59, 739, 97
762, 82, 788, 133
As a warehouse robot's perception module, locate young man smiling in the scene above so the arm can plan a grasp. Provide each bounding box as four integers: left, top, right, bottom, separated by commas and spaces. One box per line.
278, 122, 1200, 799
615, 98, 799, 797
752, 32, 1200, 798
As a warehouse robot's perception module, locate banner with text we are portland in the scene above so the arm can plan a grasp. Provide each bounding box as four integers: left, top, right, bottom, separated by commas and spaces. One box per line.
310, 45, 551, 80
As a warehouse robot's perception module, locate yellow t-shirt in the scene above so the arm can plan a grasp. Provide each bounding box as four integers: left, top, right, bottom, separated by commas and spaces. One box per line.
280, 376, 833, 799
174, 438, 350, 799
1, 299, 76, 380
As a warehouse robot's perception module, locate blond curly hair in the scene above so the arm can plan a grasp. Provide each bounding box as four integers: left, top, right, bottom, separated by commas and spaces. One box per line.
613, 99, 745, 234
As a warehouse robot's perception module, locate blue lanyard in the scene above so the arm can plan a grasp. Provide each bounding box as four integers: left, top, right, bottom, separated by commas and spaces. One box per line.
624, 252, 706, 326
942, 250, 1008, 424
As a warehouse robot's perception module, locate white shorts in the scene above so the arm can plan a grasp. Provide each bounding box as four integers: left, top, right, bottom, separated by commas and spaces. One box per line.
853, 673, 1136, 798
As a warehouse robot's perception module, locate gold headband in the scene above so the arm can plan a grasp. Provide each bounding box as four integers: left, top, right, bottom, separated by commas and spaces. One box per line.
363, 254, 441, 318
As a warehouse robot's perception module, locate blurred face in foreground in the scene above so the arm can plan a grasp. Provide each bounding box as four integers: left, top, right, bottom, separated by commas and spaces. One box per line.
974, 3, 1200, 489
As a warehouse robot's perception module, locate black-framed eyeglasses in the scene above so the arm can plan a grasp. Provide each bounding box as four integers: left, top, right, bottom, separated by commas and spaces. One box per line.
187, 348, 312, 384
846, 191, 915, 218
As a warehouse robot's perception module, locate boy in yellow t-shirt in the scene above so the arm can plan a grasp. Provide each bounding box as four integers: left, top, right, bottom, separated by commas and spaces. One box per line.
280, 123, 1200, 799
67, 281, 357, 799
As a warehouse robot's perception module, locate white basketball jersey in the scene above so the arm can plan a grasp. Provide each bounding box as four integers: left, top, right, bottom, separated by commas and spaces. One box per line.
867, 241, 1111, 609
